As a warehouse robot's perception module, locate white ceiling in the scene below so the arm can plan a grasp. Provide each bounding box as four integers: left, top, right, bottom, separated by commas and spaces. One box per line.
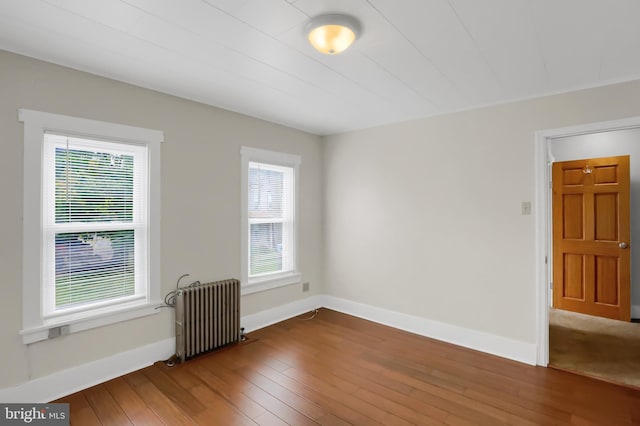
1, 0, 640, 135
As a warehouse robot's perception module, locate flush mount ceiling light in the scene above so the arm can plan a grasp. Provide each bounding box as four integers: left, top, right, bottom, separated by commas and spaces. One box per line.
306, 14, 361, 55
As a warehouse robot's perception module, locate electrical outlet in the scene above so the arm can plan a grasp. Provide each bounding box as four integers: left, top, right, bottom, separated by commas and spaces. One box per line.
302, 282, 310, 292
521, 201, 531, 215
48, 325, 70, 339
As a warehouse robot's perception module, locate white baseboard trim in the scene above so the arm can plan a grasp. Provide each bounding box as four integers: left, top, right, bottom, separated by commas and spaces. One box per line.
322, 296, 538, 366
0, 337, 175, 403
1, 293, 538, 403
632, 305, 640, 319
0, 297, 324, 403
241, 295, 324, 333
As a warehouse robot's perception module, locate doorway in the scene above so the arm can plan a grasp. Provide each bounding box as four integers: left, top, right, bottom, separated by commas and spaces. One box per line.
551, 155, 630, 321
535, 117, 640, 387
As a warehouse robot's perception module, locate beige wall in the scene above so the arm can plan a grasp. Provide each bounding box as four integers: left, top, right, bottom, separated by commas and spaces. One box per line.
323, 80, 640, 344
0, 50, 324, 388
4, 46, 640, 392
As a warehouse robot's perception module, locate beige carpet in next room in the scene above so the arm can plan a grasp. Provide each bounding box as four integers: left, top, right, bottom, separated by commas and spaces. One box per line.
549, 308, 640, 388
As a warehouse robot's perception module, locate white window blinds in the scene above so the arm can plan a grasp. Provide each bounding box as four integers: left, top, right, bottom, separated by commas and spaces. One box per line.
248, 162, 294, 277
43, 133, 148, 317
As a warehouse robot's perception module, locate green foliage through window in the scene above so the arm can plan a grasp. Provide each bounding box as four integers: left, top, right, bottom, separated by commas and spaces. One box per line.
55, 148, 134, 223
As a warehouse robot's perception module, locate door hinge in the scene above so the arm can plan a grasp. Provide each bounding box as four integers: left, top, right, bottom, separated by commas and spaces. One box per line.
545, 255, 548, 265
549, 281, 553, 290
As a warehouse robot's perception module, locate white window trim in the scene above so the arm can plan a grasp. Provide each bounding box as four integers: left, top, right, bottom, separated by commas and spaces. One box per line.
240, 146, 301, 295
19, 109, 163, 344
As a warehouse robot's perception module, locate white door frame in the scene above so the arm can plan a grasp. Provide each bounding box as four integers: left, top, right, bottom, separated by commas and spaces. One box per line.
535, 115, 640, 366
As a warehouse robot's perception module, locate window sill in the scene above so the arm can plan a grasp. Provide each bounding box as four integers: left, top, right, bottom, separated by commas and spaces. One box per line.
242, 272, 301, 295
19, 300, 161, 344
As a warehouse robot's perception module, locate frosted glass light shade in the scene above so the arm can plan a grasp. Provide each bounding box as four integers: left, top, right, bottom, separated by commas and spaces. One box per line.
306, 14, 361, 55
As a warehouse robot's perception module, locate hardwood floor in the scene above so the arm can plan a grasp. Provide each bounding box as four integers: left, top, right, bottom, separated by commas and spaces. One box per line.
55, 308, 640, 425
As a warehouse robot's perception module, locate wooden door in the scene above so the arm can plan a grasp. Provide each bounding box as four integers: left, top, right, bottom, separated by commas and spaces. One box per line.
552, 156, 630, 321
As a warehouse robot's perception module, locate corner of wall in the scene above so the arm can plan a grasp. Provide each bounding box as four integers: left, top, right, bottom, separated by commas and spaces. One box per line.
0, 293, 539, 403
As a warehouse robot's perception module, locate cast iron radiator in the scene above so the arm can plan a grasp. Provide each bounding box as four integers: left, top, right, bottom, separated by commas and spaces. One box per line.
175, 278, 240, 362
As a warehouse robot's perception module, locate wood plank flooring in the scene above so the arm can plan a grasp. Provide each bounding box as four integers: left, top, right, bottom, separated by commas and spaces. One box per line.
54, 308, 640, 425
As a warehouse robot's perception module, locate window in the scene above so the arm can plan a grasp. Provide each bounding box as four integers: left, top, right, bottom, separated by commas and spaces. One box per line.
241, 147, 301, 294
20, 109, 162, 344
